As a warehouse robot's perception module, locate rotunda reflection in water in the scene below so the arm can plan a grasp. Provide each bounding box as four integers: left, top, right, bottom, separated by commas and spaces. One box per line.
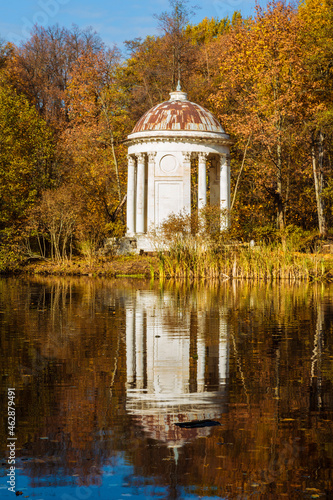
125, 290, 229, 448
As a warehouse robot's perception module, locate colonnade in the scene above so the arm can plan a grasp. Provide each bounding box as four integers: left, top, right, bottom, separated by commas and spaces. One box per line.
125, 296, 229, 394
126, 151, 231, 236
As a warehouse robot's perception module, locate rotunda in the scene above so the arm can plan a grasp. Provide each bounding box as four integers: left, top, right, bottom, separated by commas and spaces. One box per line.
126, 87, 232, 249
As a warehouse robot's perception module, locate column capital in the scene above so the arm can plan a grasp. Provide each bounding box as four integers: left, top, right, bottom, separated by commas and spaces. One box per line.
127, 154, 135, 166
136, 152, 146, 163
182, 151, 192, 162
220, 153, 230, 164
147, 151, 157, 162
198, 152, 209, 162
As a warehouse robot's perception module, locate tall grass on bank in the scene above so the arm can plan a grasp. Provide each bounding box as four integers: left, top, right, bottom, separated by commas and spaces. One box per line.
157, 237, 333, 281
155, 209, 333, 281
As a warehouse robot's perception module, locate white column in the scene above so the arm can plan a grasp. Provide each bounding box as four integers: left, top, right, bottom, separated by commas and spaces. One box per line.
219, 309, 229, 385
198, 152, 208, 211
136, 153, 146, 234
197, 312, 206, 392
126, 155, 136, 236
220, 153, 231, 229
126, 308, 135, 386
182, 151, 191, 214
135, 306, 145, 389
147, 152, 156, 232
146, 301, 155, 393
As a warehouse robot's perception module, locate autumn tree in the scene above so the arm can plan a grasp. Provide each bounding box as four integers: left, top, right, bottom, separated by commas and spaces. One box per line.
184, 14, 244, 106
0, 38, 13, 69
154, 0, 197, 88
29, 186, 79, 261
60, 47, 130, 247
0, 81, 54, 232
122, 36, 173, 121
211, 1, 308, 231
122, 0, 198, 122
7, 25, 103, 131
298, 0, 333, 236
5, 25, 130, 254
182, 17, 230, 106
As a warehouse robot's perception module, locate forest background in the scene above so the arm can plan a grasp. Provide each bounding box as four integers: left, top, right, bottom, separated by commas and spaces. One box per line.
0, 0, 333, 268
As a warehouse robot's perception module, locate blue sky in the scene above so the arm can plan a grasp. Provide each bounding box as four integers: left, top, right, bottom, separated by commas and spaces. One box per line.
1, 0, 261, 50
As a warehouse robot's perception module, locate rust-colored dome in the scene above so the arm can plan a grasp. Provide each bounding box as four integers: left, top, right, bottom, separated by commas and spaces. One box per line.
131, 90, 225, 135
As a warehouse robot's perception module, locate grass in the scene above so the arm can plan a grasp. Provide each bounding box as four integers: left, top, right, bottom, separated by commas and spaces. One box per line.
2, 219, 333, 281
17, 254, 159, 278
2, 245, 332, 281
156, 236, 333, 281
12, 241, 333, 282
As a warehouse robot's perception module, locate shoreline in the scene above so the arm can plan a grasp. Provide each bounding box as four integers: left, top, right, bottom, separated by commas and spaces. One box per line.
13, 255, 159, 279
2, 248, 333, 281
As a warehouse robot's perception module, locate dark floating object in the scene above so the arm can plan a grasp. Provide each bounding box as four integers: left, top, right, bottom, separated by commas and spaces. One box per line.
175, 419, 221, 429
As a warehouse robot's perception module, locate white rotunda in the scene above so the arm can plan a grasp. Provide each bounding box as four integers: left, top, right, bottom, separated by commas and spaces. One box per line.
126, 87, 232, 251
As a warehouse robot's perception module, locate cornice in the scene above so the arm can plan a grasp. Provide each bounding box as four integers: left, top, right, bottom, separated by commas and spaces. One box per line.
126, 133, 234, 148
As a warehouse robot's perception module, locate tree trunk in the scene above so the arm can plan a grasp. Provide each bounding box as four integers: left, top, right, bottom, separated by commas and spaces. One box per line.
231, 134, 251, 212
276, 138, 285, 230
100, 94, 122, 203
312, 131, 327, 237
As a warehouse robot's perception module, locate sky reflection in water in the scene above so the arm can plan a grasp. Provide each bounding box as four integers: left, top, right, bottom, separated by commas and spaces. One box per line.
0, 277, 333, 499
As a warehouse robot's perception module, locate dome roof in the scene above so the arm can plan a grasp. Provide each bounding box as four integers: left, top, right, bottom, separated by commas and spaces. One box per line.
130, 90, 226, 136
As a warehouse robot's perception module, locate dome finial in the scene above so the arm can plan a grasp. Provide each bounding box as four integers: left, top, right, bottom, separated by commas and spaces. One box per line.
169, 80, 187, 101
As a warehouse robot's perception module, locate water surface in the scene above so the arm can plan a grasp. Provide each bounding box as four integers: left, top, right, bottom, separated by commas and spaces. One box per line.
0, 277, 333, 499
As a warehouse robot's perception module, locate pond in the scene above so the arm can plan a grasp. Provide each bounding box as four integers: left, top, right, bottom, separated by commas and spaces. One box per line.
0, 277, 333, 499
